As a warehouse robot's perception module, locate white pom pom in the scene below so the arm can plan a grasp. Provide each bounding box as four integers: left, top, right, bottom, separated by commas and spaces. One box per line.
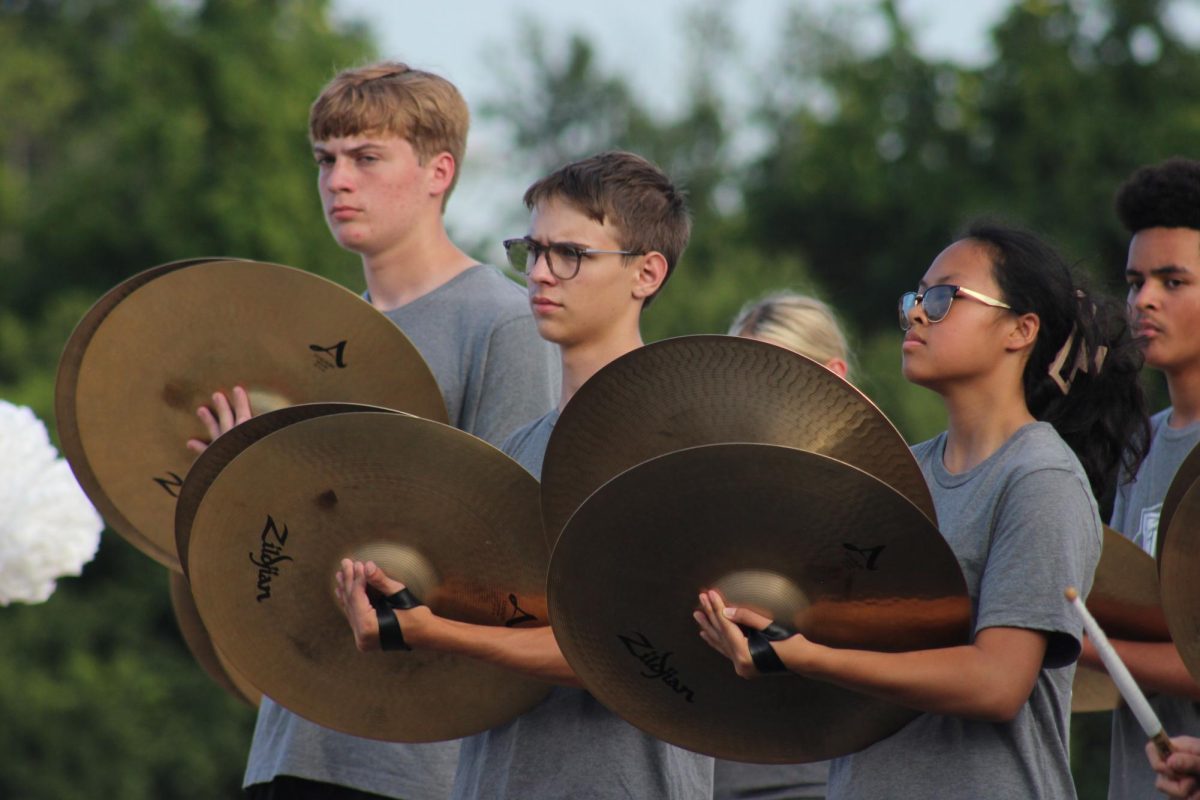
0, 400, 104, 605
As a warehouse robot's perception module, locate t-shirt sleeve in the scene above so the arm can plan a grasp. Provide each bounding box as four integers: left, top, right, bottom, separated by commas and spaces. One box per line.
467, 314, 558, 447
974, 468, 1101, 668
1109, 476, 1130, 532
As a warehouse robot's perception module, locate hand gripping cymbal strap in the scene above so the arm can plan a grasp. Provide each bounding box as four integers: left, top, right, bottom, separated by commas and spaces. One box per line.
741, 621, 795, 675
372, 588, 424, 652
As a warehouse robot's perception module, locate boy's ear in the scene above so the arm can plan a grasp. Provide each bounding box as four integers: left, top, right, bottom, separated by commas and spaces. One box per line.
427, 151, 456, 197
632, 251, 669, 302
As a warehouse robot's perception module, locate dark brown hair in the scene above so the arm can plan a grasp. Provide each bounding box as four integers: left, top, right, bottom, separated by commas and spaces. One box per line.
524, 151, 691, 305
967, 222, 1149, 499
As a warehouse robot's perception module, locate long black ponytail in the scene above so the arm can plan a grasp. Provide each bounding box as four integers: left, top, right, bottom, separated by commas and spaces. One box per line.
965, 222, 1150, 502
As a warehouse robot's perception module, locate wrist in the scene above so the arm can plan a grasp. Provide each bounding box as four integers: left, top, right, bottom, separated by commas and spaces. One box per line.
395, 606, 438, 650
746, 630, 789, 675
777, 635, 824, 677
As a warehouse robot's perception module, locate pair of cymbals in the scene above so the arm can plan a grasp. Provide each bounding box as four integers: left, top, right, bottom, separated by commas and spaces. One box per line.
540, 336, 965, 762
55, 258, 448, 571
1085, 440, 1200, 693
181, 407, 553, 742
1073, 434, 1200, 711
1071, 526, 1166, 713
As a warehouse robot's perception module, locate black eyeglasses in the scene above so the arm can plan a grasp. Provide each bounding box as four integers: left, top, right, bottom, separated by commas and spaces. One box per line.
502, 237, 644, 281
898, 284, 1012, 331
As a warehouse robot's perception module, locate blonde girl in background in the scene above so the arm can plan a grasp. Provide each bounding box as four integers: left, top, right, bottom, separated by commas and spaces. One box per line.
715, 291, 853, 800
729, 292, 851, 381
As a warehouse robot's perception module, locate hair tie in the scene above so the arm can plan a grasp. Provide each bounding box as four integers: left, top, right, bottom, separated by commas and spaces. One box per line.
1048, 328, 1108, 395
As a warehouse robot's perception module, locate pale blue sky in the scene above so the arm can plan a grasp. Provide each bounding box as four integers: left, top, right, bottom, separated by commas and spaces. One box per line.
328, 0, 1200, 249
333, 1, 1017, 109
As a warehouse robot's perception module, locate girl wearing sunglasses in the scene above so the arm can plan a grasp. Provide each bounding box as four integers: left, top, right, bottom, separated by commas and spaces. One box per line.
696, 222, 1149, 799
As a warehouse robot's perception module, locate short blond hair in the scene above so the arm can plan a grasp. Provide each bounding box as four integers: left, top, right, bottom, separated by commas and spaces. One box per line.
309, 61, 469, 200
729, 293, 851, 379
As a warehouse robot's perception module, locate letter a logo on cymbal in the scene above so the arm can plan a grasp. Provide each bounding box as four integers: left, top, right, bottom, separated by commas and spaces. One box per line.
309, 341, 348, 369
842, 542, 885, 571
153, 470, 185, 498
504, 593, 538, 627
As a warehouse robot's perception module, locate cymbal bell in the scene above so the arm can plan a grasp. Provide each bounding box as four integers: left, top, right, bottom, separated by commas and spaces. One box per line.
548, 443, 970, 763
540, 335, 935, 548
186, 412, 552, 742
56, 259, 448, 571
1071, 526, 1166, 713
168, 570, 261, 707
175, 402, 398, 577
1159, 478, 1200, 686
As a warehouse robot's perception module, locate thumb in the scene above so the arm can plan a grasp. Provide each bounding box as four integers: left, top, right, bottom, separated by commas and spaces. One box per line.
723, 605, 775, 629
363, 561, 407, 595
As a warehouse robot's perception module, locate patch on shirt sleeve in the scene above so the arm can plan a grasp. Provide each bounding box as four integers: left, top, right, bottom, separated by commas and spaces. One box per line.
1132, 503, 1162, 556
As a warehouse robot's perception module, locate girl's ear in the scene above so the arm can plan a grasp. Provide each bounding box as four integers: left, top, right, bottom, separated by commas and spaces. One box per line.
1006, 312, 1040, 353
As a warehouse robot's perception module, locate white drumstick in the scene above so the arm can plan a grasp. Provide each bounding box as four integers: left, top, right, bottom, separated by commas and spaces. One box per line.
1065, 587, 1172, 759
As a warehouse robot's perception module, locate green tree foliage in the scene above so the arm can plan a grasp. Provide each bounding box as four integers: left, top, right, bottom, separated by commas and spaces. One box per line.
1, 0, 368, 317
2, 0, 1196, 796
0, 2, 374, 797
0, 544, 254, 800
744, 0, 1200, 336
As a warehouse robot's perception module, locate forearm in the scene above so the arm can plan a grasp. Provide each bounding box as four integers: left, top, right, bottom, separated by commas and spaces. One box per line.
1110, 640, 1200, 700
780, 627, 1045, 722
413, 619, 582, 688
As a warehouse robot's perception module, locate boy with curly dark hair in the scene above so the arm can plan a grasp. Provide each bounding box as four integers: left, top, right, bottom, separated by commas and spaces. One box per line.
1086, 156, 1200, 800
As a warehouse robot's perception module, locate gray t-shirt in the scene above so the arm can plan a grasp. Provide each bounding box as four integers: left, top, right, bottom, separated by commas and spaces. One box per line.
713, 761, 827, 800
450, 410, 716, 800
1108, 408, 1200, 800
827, 422, 1101, 800
244, 264, 558, 799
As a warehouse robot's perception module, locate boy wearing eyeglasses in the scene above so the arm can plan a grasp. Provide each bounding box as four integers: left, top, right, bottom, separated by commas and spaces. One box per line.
1086, 157, 1200, 800
196, 62, 558, 800
335, 150, 714, 799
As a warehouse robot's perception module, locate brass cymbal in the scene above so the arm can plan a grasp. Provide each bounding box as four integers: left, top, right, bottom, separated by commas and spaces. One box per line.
1071, 526, 1166, 713
1158, 440, 1200, 563
540, 335, 934, 548
548, 443, 970, 763
55, 259, 448, 571
175, 402, 398, 577
168, 570, 261, 708
57, 258, 228, 563
1071, 667, 1121, 714
187, 412, 552, 742
1088, 526, 1167, 641
1159, 478, 1200, 685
